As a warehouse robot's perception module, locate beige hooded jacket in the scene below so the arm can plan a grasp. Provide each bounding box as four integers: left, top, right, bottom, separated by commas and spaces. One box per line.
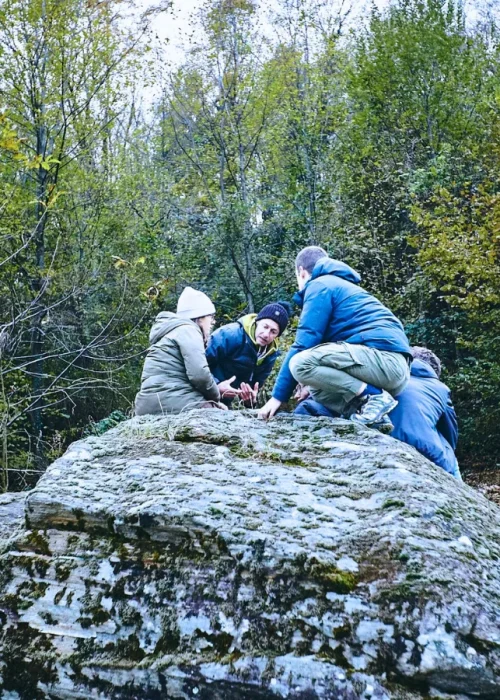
135, 312, 220, 416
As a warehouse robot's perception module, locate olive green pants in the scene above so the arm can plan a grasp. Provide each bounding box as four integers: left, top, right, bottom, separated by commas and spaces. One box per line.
289, 342, 410, 416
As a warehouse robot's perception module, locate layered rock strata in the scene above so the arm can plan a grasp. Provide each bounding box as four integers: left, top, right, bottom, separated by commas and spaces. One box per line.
0, 411, 499, 699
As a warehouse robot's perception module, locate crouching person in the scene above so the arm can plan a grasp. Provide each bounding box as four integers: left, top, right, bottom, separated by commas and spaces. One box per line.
258, 246, 412, 424
135, 287, 223, 415
206, 302, 292, 406
389, 347, 461, 479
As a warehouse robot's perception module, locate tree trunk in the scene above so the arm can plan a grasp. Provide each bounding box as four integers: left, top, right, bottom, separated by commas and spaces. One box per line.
29, 129, 49, 464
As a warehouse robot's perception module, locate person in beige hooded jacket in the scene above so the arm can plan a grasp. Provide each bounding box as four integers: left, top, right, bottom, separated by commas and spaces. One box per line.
135, 287, 223, 415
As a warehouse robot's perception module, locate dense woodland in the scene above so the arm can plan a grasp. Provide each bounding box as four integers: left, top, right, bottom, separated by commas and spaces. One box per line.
0, 0, 499, 489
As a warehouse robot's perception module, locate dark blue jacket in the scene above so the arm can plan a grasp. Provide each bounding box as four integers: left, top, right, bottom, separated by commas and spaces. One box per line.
272, 257, 411, 402
389, 359, 458, 474
206, 317, 280, 392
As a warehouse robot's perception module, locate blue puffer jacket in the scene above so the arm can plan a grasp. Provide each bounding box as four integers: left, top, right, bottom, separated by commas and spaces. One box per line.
272, 257, 411, 402
389, 359, 459, 476
206, 316, 280, 392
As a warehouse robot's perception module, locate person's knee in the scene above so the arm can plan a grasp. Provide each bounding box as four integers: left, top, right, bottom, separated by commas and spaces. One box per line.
294, 399, 326, 416
386, 354, 411, 394
290, 350, 312, 382
294, 399, 338, 418
294, 401, 312, 416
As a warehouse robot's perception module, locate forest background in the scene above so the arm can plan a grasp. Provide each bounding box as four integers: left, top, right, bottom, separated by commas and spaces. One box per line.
1, 0, 499, 491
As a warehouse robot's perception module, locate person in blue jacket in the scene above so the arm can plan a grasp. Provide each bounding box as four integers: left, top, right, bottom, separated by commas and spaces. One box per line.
293, 345, 461, 479
389, 346, 461, 478
258, 246, 412, 423
206, 302, 292, 406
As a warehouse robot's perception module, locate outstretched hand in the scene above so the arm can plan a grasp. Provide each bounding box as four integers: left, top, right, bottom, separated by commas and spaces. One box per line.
257, 397, 282, 420
293, 383, 310, 403
240, 382, 259, 406
218, 376, 241, 399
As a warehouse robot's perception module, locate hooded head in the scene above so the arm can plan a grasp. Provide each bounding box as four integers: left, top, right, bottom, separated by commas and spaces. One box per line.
176, 287, 215, 320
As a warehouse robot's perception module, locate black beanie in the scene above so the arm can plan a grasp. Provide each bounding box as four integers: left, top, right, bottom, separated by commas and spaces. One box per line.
256, 301, 292, 335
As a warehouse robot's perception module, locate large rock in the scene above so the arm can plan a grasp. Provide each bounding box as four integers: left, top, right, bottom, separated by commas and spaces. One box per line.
0, 410, 499, 699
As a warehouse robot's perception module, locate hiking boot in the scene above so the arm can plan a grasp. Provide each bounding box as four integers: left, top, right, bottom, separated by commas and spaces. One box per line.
350, 390, 398, 425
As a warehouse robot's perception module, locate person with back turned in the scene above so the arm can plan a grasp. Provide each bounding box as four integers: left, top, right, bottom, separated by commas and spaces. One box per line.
135, 287, 223, 415
258, 246, 412, 425
389, 346, 461, 479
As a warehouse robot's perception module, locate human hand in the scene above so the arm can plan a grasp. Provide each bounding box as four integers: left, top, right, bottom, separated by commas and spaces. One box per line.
215, 401, 229, 411
218, 376, 241, 399
257, 397, 282, 420
293, 384, 310, 403
240, 382, 259, 405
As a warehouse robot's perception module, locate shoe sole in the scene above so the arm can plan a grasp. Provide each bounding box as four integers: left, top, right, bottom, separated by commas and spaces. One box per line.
370, 418, 394, 434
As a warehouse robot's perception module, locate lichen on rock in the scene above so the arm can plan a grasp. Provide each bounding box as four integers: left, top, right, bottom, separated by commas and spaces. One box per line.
0, 410, 499, 699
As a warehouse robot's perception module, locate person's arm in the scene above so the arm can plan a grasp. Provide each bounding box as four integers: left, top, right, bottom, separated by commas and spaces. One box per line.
247, 351, 279, 408
437, 396, 459, 451
259, 284, 332, 419
254, 350, 279, 390
205, 328, 228, 384
273, 283, 332, 402
177, 326, 220, 402
206, 325, 241, 398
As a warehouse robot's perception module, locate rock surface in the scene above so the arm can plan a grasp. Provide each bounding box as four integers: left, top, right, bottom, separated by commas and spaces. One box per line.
0, 410, 499, 699
0, 493, 25, 543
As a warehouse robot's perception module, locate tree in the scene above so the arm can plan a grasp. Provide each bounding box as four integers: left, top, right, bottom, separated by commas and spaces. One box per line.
163, 0, 281, 311
0, 0, 150, 480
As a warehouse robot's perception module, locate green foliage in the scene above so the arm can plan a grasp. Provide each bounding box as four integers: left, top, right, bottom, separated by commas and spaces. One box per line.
409, 166, 500, 462
1, 0, 500, 486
